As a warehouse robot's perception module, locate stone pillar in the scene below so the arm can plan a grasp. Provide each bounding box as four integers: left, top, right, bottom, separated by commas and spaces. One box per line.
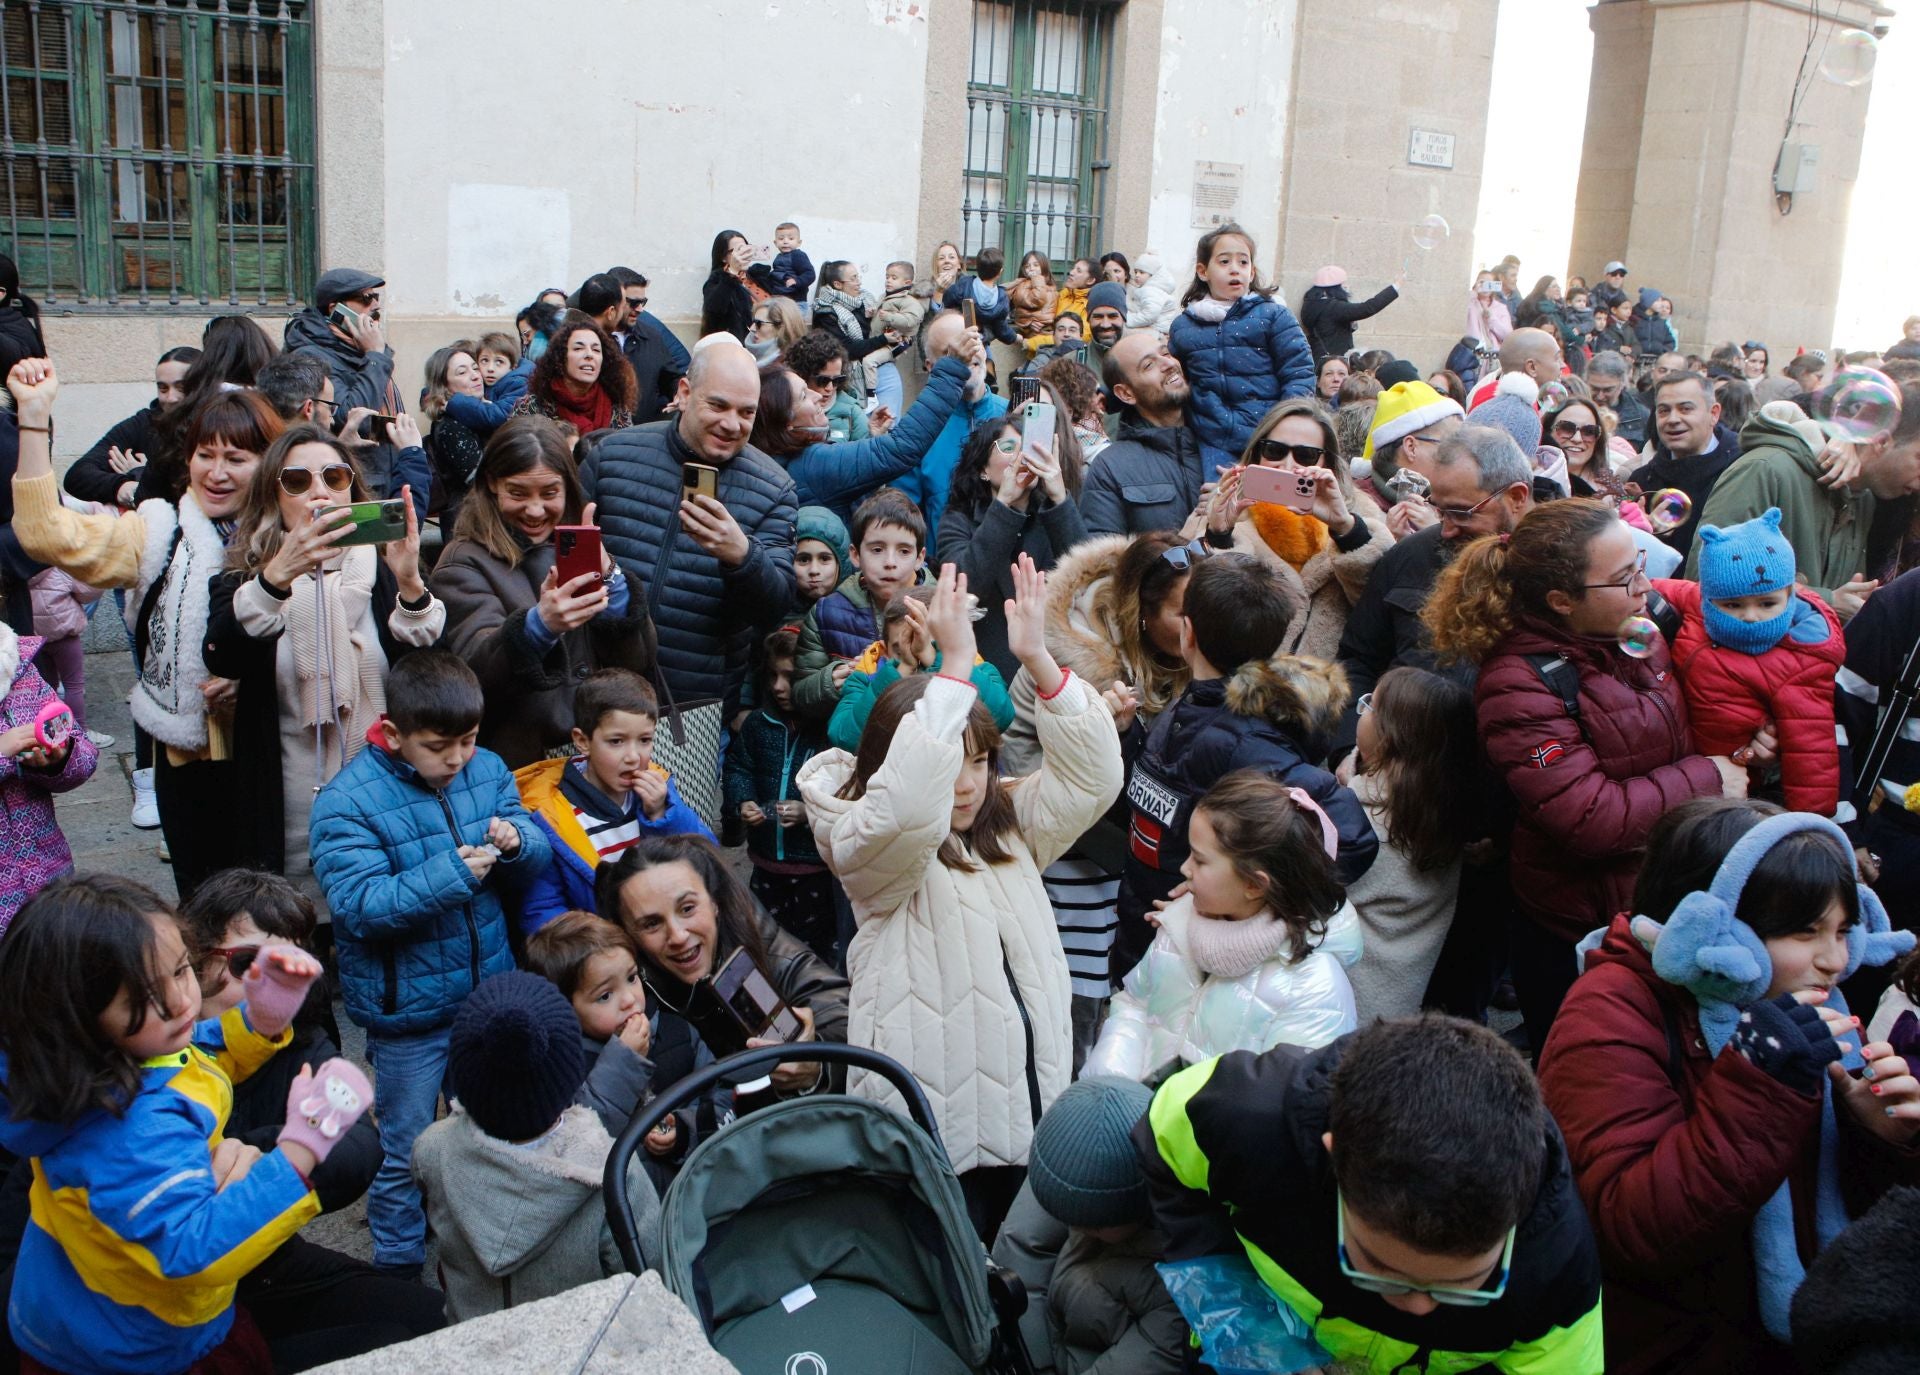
1273, 0, 1502, 370
1569, 0, 1887, 356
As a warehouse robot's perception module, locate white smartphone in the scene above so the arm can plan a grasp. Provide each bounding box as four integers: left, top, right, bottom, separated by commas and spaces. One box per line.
1020, 400, 1057, 461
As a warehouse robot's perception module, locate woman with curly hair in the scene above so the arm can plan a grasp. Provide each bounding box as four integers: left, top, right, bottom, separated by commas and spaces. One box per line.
1422, 496, 1740, 1045
508, 315, 637, 436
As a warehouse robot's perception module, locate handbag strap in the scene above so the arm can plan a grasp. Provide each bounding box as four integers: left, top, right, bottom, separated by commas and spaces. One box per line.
644, 502, 690, 747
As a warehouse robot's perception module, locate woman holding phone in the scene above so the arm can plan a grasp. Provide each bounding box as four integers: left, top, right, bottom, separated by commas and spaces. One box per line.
597, 832, 850, 1095
7, 361, 283, 896
431, 417, 656, 766
205, 425, 446, 891
1205, 396, 1392, 661
934, 393, 1089, 679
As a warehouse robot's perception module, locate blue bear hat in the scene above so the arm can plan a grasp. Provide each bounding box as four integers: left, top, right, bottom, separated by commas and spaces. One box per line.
1696, 507, 1795, 601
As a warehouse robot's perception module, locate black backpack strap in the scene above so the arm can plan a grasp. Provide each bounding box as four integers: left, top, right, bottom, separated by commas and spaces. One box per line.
1525, 651, 1582, 722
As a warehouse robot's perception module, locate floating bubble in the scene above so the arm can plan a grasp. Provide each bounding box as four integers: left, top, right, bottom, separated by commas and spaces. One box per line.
1819, 28, 1878, 87
1617, 616, 1661, 660
1814, 365, 1902, 444
1410, 214, 1451, 253
1539, 380, 1571, 412
1645, 488, 1693, 536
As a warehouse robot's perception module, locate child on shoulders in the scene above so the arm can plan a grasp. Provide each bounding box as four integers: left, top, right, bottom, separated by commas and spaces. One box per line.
829, 584, 1015, 752
515, 669, 712, 934
793, 490, 931, 722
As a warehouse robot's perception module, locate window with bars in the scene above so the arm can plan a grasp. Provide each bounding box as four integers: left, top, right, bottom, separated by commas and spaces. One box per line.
962, 0, 1113, 271
2, 0, 315, 310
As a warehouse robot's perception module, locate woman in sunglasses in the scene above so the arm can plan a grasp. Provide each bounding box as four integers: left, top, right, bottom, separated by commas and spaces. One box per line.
205, 425, 445, 892
1543, 396, 1621, 500
8, 360, 282, 896
1203, 396, 1393, 662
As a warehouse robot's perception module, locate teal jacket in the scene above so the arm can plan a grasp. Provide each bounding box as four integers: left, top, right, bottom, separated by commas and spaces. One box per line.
0, 1009, 321, 1374
827, 651, 1015, 753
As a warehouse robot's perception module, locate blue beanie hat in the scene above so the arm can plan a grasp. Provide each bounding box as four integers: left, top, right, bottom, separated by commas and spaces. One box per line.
1697, 508, 1797, 654
1086, 281, 1129, 319
449, 972, 587, 1142
1027, 1076, 1154, 1228
794, 505, 851, 580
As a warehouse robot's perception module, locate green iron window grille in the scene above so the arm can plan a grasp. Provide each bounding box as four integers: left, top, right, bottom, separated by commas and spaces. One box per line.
3, 0, 315, 310
963, 0, 1113, 272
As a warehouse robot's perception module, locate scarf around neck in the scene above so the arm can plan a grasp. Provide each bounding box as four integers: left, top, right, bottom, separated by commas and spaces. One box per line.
129, 493, 228, 749
1247, 502, 1327, 570
1186, 909, 1293, 979
547, 378, 615, 435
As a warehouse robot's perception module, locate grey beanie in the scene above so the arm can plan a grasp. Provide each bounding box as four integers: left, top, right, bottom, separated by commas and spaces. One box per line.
1471, 372, 1543, 458
1027, 1076, 1154, 1229
1086, 281, 1129, 319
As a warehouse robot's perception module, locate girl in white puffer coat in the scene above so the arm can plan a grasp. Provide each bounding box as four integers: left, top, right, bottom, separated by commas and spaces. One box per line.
800, 557, 1124, 1240
1085, 771, 1359, 1082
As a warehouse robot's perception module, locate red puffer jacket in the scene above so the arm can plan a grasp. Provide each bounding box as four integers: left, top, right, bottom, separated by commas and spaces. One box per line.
1539, 917, 1819, 1374
1476, 616, 1721, 941
1655, 579, 1845, 816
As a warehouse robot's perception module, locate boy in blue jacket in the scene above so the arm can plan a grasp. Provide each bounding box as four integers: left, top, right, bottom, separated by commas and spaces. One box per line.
309, 649, 549, 1278
1112, 553, 1376, 984
513, 669, 713, 933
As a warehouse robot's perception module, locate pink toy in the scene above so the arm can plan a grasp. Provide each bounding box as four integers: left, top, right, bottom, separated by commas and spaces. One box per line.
32, 699, 74, 751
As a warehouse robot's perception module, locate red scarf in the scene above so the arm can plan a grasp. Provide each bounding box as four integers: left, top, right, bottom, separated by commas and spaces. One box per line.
548, 378, 614, 435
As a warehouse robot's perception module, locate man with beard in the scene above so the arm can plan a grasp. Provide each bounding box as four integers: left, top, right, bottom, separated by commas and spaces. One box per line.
1084, 280, 1128, 366
1335, 425, 1534, 750
1078, 331, 1208, 535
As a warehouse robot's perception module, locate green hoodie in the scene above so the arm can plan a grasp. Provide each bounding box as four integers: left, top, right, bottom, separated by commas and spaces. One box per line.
1684, 403, 1872, 601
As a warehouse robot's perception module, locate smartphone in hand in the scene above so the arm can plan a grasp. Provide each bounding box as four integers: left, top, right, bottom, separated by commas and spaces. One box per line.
554, 525, 603, 589
1239, 464, 1318, 513
682, 462, 719, 502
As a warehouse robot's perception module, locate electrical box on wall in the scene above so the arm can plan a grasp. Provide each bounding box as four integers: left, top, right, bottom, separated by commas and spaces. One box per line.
1775, 143, 1820, 196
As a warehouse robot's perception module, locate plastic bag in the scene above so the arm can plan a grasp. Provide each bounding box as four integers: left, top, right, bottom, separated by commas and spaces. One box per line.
1156, 1254, 1332, 1375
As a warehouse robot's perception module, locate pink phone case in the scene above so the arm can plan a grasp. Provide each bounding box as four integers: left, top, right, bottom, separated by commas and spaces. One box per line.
1240, 464, 1318, 512
33, 699, 75, 750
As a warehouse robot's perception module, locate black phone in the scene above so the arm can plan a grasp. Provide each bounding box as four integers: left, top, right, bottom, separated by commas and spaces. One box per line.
1009, 375, 1041, 405
961, 298, 978, 330
357, 412, 396, 443
710, 948, 803, 1042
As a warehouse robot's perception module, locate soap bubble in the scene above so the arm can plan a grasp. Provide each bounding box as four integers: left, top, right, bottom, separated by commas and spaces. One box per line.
1819, 29, 1878, 87
1410, 214, 1450, 252
1617, 616, 1661, 660
1539, 380, 1571, 412
1645, 488, 1693, 536
1814, 366, 1901, 444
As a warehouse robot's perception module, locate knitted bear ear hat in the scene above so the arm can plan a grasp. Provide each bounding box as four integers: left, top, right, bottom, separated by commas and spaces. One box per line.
1638, 812, 1912, 1048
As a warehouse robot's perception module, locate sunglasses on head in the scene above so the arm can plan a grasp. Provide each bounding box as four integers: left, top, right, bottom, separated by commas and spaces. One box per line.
278, 464, 354, 496
1259, 439, 1328, 467
1158, 537, 1211, 571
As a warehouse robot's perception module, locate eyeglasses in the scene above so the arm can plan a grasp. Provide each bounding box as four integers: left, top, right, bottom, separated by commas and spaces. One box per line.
1158, 537, 1212, 572
751, 317, 776, 330
1552, 421, 1599, 441
808, 372, 845, 391
1355, 692, 1373, 716
1434, 490, 1501, 523
993, 437, 1020, 454
206, 945, 262, 979
1258, 440, 1328, 467
1337, 1193, 1516, 1308
348, 292, 381, 308
278, 464, 354, 496
310, 394, 336, 416
1582, 549, 1649, 591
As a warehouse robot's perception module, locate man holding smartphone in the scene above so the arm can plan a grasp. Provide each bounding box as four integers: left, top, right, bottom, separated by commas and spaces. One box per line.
283, 267, 430, 521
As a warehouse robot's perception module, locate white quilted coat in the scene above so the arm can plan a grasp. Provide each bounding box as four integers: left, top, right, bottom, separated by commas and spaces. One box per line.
798, 674, 1123, 1173
1083, 895, 1361, 1083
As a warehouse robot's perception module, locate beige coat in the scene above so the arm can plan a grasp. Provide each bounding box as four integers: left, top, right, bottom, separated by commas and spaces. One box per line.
1231, 501, 1394, 663
798, 674, 1123, 1173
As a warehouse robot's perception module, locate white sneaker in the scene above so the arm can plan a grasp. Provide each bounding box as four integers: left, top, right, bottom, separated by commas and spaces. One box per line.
85, 729, 115, 750
130, 766, 161, 829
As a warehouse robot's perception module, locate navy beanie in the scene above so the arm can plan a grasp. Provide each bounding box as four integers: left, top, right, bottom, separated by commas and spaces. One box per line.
1087, 281, 1129, 319
1027, 1076, 1154, 1229
449, 972, 587, 1142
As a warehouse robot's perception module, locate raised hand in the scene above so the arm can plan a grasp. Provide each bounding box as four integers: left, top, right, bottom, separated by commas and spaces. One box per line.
1005, 553, 1062, 697
379, 486, 426, 599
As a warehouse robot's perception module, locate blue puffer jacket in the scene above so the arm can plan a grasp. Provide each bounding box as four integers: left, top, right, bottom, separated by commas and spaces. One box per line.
724, 708, 826, 866
781, 355, 969, 522
1167, 295, 1316, 474
310, 739, 548, 1035
581, 418, 797, 711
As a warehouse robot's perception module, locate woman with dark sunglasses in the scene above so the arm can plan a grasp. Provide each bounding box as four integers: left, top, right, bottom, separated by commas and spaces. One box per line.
203, 425, 446, 896
1204, 396, 1393, 662
1543, 397, 1621, 500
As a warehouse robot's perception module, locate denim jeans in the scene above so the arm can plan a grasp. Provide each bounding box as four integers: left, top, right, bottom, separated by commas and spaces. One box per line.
364, 1026, 452, 1267
873, 360, 904, 418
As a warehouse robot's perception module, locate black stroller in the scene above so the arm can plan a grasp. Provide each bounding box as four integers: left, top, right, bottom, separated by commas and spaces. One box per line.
607, 1043, 1036, 1374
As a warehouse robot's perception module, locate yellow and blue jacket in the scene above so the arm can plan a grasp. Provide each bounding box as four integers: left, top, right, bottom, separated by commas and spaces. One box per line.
1134, 1045, 1606, 1375
1, 1008, 321, 1375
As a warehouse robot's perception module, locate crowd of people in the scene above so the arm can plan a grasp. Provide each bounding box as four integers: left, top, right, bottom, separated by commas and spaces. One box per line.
3, 223, 1920, 1375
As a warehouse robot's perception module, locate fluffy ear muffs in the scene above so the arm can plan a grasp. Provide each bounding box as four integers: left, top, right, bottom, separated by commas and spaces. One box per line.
1650, 891, 1771, 1006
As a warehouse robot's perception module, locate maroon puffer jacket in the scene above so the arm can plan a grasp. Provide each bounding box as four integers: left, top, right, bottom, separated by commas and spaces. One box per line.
1475, 616, 1721, 941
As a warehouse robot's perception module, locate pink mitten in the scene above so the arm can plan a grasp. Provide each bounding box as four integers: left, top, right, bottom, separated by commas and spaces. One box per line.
242, 943, 322, 1037
280, 1059, 374, 1166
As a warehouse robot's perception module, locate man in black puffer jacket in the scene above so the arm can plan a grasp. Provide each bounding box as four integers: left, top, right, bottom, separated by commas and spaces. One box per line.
582, 343, 797, 713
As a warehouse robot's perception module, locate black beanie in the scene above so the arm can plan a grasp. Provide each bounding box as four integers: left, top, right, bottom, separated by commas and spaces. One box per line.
448, 972, 587, 1142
